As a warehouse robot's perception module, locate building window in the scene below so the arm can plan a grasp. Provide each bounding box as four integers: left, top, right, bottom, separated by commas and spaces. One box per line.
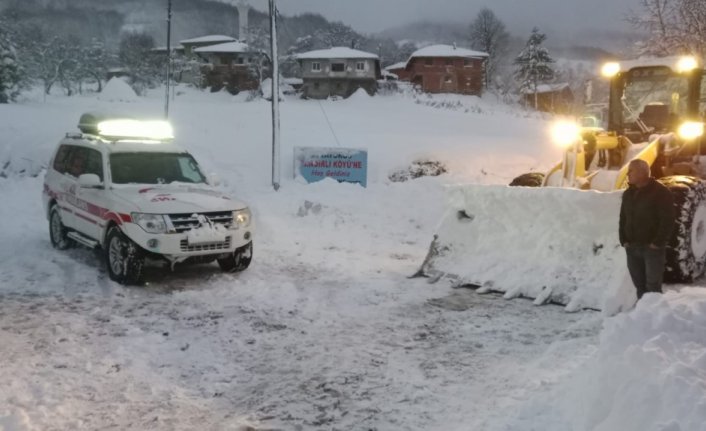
314, 82, 320, 90
445, 59, 453, 66
356, 61, 365, 71
237, 57, 244, 65
464, 59, 473, 67
425, 58, 433, 66
331, 63, 345, 72
444, 75, 453, 84
312, 62, 321, 72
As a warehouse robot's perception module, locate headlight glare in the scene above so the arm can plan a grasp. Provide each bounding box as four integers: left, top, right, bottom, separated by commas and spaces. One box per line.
131, 213, 168, 234
551, 121, 582, 148
678, 122, 705, 140
232, 208, 252, 229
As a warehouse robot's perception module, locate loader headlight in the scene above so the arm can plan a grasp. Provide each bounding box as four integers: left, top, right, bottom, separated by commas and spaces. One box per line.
232, 208, 251, 229
601, 62, 620, 78
678, 122, 705, 140
676, 56, 699, 74
551, 121, 582, 148
131, 213, 168, 234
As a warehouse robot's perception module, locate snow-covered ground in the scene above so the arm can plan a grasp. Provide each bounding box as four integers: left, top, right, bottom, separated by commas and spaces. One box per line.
0, 85, 704, 430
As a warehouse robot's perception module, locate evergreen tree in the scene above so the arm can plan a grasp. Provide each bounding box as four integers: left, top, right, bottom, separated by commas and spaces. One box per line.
469, 8, 509, 89
0, 22, 22, 103
514, 27, 555, 109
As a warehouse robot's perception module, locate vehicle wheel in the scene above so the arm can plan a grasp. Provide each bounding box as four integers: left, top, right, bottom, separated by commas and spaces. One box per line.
218, 242, 253, 273
659, 176, 706, 282
105, 227, 145, 285
49, 205, 73, 250
509, 172, 545, 187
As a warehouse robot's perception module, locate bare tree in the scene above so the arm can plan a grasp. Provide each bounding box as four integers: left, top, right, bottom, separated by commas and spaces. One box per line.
628, 0, 706, 58
469, 8, 509, 89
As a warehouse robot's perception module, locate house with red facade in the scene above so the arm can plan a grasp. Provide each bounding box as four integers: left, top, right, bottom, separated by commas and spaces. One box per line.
383, 62, 409, 81
521, 83, 574, 114
404, 45, 488, 95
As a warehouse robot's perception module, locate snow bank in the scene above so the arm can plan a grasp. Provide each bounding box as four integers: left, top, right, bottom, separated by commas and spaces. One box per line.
348, 87, 372, 100
98, 77, 139, 102
424, 184, 633, 312
576, 289, 706, 431
510, 289, 706, 431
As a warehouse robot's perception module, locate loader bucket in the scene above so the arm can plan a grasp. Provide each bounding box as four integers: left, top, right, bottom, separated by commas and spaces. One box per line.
416, 185, 632, 312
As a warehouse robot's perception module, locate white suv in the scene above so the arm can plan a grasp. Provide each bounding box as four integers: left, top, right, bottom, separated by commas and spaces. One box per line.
42, 113, 253, 284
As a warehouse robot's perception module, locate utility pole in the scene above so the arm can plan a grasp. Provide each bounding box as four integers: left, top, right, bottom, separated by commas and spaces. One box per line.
164, 0, 172, 119
269, 0, 280, 191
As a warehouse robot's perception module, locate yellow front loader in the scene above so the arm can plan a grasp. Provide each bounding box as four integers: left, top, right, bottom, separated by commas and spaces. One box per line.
416, 56, 706, 311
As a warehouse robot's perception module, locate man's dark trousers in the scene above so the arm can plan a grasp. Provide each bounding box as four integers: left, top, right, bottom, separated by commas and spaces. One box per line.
626, 244, 666, 298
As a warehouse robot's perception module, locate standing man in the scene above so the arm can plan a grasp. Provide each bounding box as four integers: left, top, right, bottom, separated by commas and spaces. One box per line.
619, 159, 675, 299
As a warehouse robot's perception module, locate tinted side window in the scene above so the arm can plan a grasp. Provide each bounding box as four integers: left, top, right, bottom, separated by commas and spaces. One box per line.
84, 148, 104, 181
52, 145, 72, 174
66, 147, 89, 178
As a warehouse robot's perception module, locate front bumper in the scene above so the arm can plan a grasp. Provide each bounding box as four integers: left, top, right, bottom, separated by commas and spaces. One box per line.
121, 222, 252, 258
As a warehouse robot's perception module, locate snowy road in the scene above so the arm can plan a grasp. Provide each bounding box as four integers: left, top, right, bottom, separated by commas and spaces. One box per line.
0, 238, 600, 431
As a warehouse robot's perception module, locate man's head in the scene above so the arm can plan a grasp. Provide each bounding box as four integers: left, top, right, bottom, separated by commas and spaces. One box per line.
627, 159, 651, 187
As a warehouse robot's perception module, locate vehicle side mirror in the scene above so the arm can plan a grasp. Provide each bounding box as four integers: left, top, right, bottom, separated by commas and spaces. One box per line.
78, 173, 103, 189
209, 173, 222, 187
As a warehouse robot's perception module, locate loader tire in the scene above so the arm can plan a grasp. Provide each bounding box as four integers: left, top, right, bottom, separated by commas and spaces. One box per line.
509, 172, 545, 187
659, 176, 706, 282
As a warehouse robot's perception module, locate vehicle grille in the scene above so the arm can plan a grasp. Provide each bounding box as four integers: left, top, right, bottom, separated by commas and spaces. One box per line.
167, 211, 233, 233
180, 236, 232, 252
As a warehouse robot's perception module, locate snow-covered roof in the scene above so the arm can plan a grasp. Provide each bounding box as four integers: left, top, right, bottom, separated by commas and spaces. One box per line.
521, 83, 571, 94
384, 62, 407, 71
194, 41, 253, 54
295, 47, 379, 60
180, 35, 236, 45
409, 45, 488, 60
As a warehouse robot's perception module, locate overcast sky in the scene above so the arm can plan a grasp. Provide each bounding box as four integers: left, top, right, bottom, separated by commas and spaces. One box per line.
247, 0, 641, 41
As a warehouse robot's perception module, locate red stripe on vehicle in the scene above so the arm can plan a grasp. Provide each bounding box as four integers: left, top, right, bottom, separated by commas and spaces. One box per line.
119, 213, 132, 223
103, 212, 124, 226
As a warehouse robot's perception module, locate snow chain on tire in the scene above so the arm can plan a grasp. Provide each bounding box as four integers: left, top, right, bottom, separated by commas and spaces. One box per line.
49, 205, 73, 250
105, 227, 145, 285
659, 176, 706, 282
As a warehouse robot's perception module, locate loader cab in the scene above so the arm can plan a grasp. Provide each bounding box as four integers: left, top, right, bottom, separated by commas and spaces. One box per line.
605, 57, 704, 143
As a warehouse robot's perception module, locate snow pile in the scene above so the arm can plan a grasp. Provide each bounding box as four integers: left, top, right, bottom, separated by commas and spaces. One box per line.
98, 77, 139, 102
260, 78, 284, 100
423, 185, 632, 311
347, 87, 372, 100
510, 289, 706, 431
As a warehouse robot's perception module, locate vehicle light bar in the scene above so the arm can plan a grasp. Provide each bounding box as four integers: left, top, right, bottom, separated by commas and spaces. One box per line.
96, 119, 174, 141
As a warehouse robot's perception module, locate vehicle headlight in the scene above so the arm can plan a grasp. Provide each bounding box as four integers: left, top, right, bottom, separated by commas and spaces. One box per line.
678, 122, 704, 140
551, 121, 582, 148
131, 213, 168, 234
232, 208, 251, 229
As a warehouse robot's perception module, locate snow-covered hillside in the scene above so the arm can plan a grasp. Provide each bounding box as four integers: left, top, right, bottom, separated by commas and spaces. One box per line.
0, 86, 704, 430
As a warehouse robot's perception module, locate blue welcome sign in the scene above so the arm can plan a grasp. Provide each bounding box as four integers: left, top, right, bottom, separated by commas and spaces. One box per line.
294, 147, 368, 187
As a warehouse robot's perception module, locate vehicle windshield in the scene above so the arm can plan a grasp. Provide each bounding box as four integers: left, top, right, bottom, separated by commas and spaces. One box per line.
622, 67, 690, 127
110, 152, 207, 185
